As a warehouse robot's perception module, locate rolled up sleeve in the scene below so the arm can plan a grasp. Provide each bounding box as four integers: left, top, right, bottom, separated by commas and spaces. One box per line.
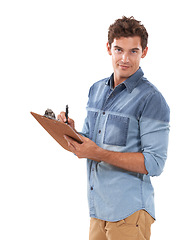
139, 91, 170, 177
79, 87, 93, 138
80, 116, 90, 138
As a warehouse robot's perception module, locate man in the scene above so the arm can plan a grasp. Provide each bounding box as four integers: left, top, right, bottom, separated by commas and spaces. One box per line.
58, 16, 170, 240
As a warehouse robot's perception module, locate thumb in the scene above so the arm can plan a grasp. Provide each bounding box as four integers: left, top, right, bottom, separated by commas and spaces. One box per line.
77, 134, 88, 142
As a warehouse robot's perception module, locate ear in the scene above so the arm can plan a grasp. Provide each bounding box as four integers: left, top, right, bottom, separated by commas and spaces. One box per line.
106, 42, 112, 55
141, 47, 148, 58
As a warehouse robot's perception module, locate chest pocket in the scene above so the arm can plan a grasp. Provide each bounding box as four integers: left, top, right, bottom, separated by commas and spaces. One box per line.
103, 114, 130, 146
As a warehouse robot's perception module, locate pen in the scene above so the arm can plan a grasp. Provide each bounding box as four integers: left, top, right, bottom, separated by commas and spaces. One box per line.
65, 105, 69, 124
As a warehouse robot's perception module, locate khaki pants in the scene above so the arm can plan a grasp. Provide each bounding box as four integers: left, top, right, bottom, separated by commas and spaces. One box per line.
89, 210, 155, 240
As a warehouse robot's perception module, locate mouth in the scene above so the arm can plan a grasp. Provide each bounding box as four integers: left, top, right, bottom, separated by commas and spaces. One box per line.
118, 64, 130, 70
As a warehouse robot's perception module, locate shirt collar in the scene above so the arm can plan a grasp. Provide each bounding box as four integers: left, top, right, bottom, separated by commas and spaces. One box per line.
106, 67, 144, 93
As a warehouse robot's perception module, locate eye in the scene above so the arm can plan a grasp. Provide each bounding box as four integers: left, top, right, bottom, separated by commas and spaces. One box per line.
131, 50, 137, 53
115, 48, 122, 54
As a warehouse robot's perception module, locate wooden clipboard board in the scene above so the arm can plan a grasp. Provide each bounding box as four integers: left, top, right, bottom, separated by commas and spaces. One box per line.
30, 112, 83, 151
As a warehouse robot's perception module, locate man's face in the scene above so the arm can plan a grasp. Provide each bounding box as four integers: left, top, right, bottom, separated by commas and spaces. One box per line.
107, 36, 148, 85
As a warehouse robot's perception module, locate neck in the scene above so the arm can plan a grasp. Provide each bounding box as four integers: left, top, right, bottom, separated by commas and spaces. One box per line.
113, 74, 127, 88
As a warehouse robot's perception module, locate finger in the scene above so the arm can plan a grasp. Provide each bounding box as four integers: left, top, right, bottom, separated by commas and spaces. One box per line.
64, 135, 77, 149
60, 112, 67, 122
68, 118, 73, 124
57, 112, 66, 122
67, 141, 76, 152
76, 134, 87, 142
64, 138, 75, 152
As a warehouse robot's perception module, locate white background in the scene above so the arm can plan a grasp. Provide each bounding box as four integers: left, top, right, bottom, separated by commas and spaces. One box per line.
0, 0, 184, 239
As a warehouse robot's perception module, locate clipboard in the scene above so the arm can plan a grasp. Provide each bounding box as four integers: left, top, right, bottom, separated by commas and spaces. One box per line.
30, 112, 83, 151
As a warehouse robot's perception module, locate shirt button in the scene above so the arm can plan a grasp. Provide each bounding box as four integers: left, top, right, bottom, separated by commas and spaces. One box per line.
91, 187, 93, 190
103, 112, 105, 115
98, 130, 101, 134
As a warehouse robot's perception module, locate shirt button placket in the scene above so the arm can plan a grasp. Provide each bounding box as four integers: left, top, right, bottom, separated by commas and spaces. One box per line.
97, 111, 105, 137
89, 160, 95, 215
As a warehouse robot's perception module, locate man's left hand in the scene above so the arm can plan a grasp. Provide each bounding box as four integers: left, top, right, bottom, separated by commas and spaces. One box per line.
64, 135, 100, 161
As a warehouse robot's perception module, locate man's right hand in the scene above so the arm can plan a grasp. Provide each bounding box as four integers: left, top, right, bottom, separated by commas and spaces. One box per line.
57, 111, 75, 130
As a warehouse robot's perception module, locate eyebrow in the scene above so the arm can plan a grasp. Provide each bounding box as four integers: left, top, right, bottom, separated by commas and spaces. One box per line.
131, 47, 140, 51
114, 46, 140, 51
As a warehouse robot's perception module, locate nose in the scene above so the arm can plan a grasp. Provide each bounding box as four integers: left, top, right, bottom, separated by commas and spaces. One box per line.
121, 53, 129, 63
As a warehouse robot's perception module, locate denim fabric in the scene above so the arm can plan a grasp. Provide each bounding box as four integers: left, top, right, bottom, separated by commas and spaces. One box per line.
82, 67, 170, 222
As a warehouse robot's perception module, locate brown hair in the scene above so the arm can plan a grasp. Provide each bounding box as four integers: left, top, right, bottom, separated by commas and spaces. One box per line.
108, 16, 148, 51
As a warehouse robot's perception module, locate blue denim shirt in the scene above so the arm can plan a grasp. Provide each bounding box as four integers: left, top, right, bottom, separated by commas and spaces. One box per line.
82, 67, 170, 221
